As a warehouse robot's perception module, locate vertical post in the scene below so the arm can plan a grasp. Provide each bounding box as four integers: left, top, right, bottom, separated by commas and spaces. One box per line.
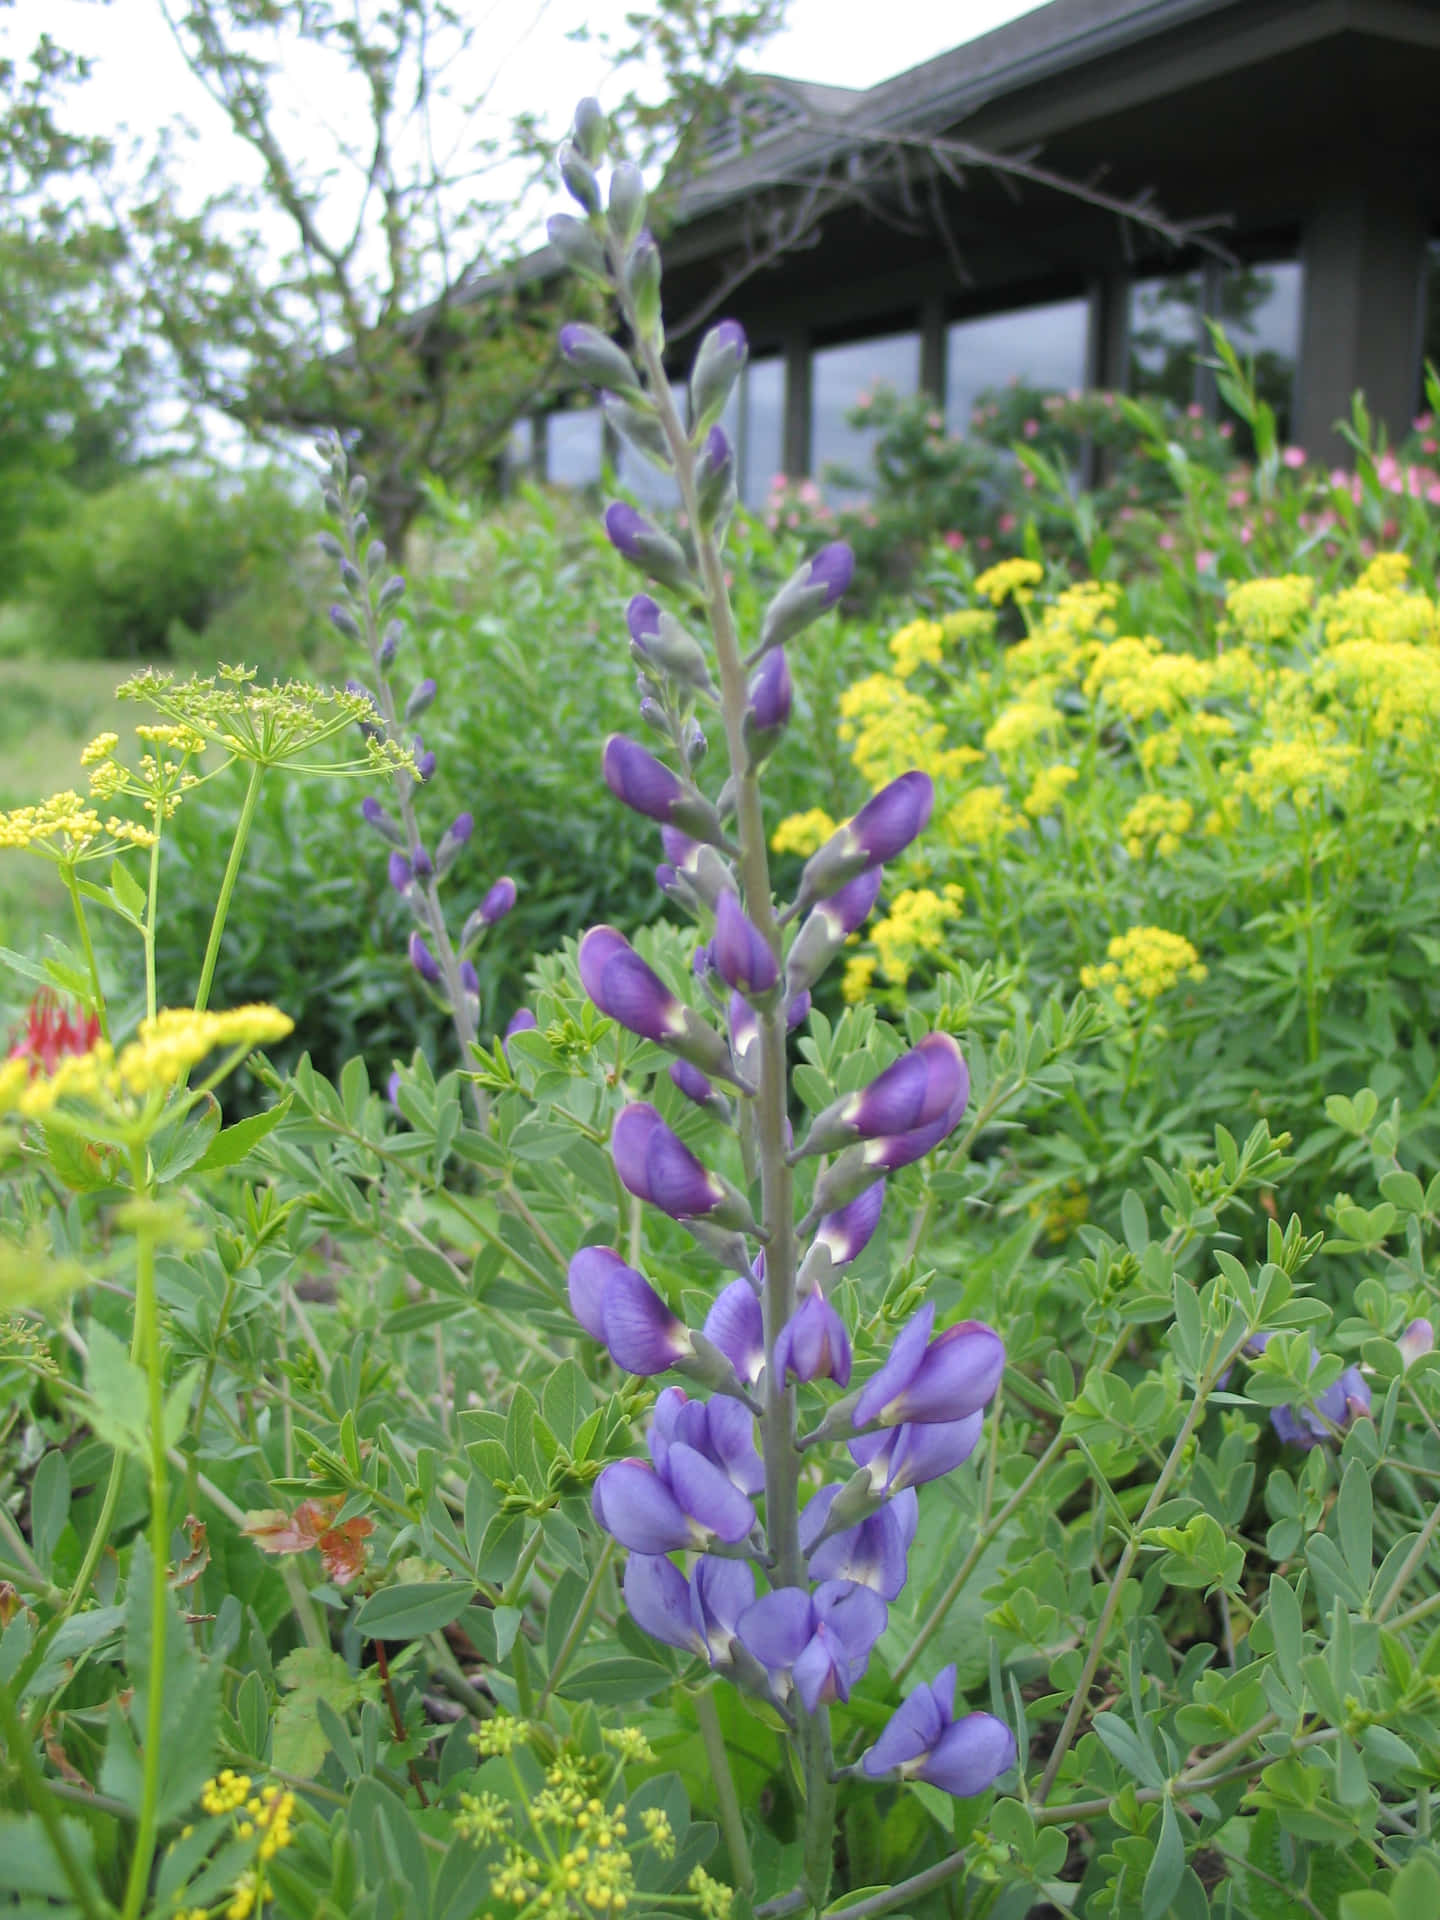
532, 410, 550, 486
783, 329, 812, 478
1295, 179, 1429, 461
1082, 271, 1130, 487
1196, 258, 1225, 420
920, 295, 948, 412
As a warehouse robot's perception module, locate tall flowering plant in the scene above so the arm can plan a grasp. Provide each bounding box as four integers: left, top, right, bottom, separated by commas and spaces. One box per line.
549, 103, 1015, 1908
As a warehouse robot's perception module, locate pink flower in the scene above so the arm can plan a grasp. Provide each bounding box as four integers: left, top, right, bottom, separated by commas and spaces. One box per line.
1186, 403, 1203, 419
1228, 488, 1249, 508
1218, 423, 1234, 439
1023, 419, 1039, 439
1157, 531, 1176, 551
1021, 469, 1037, 489
1196, 550, 1216, 571
997, 512, 1017, 534
1426, 483, 1440, 505
1423, 439, 1438, 455
1282, 446, 1306, 468
977, 534, 993, 551
943, 530, 965, 551
1416, 413, 1435, 432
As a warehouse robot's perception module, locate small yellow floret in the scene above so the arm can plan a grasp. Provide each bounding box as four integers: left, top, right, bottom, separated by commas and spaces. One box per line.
974, 558, 1043, 605
771, 808, 837, 858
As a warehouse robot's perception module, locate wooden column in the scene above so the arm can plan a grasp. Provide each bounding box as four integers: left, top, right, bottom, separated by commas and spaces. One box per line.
782, 330, 812, 478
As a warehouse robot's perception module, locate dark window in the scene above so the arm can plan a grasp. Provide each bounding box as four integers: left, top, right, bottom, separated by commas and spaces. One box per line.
813, 331, 921, 499
945, 299, 1088, 435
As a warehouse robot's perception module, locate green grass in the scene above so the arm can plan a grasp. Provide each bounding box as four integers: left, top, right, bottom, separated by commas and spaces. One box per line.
0, 656, 140, 958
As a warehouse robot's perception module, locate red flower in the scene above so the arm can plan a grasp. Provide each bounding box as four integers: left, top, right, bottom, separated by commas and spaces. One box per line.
7, 991, 100, 1078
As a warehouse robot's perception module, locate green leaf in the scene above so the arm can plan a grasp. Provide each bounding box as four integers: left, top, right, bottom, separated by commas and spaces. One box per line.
1335, 1459, 1373, 1584
1093, 1712, 1166, 1790
193, 1094, 292, 1172
273, 1646, 376, 1777
85, 1319, 149, 1457
1141, 1798, 1185, 1920
109, 856, 149, 923
561, 1656, 674, 1704
355, 1581, 474, 1640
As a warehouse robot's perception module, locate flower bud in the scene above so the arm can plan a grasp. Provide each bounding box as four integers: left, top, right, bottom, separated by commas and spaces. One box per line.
377, 575, 406, 610
639, 696, 667, 734
604, 503, 694, 594
743, 646, 792, 768
756, 543, 854, 657
603, 735, 724, 843
670, 1058, 719, 1110
627, 231, 663, 347
559, 323, 643, 399
365, 537, 388, 577
360, 797, 406, 847
546, 212, 608, 280
409, 931, 443, 987
502, 1008, 538, 1058
415, 748, 437, 783
728, 991, 759, 1082
660, 828, 736, 908
572, 97, 607, 164
603, 394, 671, 470
405, 676, 437, 722
558, 138, 602, 215
683, 717, 707, 767
436, 811, 473, 876
380, 618, 403, 665
580, 926, 744, 1085
340, 558, 365, 597
387, 850, 414, 894
799, 1181, 886, 1293
795, 773, 932, 912
690, 320, 748, 435
607, 161, 647, 245
1400, 1318, 1435, 1370
795, 1033, 967, 1161
479, 876, 517, 925
711, 892, 779, 998
317, 530, 344, 560
775, 1290, 852, 1387
612, 1101, 758, 1233
412, 844, 433, 879
785, 868, 884, 996
627, 595, 714, 695
695, 425, 736, 531
459, 960, 479, 998
330, 602, 360, 639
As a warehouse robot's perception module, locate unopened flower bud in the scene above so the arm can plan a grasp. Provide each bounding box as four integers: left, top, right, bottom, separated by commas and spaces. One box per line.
603, 735, 724, 843
639, 695, 667, 734
317, 530, 344, 559
414, 746, 437, 782
405, 676, 437, 722
479, 876, 517, 925
572, 96, 607, 164
690, 320, 748, 434
360, 797, 406, 846
409, 931, 443, 987
628, 594, 713, 694
547, 212, 608, 280
711, 892, 779, 998
796, 1033, 966, 1161
612, 1101, 757, 1232
743, 646, 792, 768
559, 138, 602, 214
340, 559, 365, 596
756, 542, 854, 657
436, 811, 473, 875
365, 538, 387, 577
559, 323, 643, 399
785, 869, 884, 996
684, 717, 707, 767
695, 425, 736, 530
412, 844, 433, 879
627, 230, 663, 347
503, 1008, 538, 1058
378, 575, 406, 610
579, 926, 744, 1085
607, 161, 647, 245
388, 850, 414, 894
330, 602, 360, 638
660, 828, 736, 909
459, 960, 479, 997
796, 773, 932, 912
604, 503, 694, 594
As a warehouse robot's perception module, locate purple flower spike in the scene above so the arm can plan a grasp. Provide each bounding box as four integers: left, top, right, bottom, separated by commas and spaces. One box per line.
703, 1280, 765, 1386
737, 1580, 887, 1713
581, 926, 685, 1044
758, 542, 856, 656
603, 1265, 694, 1375
798, 1032, 967, 1161
852, 1412, 985, 1492
798, 773, 934, 910
568, 1245, 624, 1342
803, 1486, 918, 1600
612, 1101, 755, 1231
388, 850, 414, 893
408, 931, 442, 987
712, 892, 780, 998
853, 1309, 1004, 1430
785, 868, 885, 997
480, 876, 517, 925
862, 1666, 1016, 1798
625, 1554, 703, 1655
603, 735, 723, 844
774, 1290, 852, 1387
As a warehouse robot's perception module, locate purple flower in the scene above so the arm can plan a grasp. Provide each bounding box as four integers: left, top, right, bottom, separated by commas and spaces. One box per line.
603, 736, 722, 843
695, 427, 735, 527
796, 1032, 967, 1161
1400, 1318, 1435, 1370
851, 1413, 986, 1492
611, 1102, 756, 1232
862, 1666, 1015, 1798
603, 503, 693, 593
711, 893, 779, 997
388, 850, 414, 893
774, 1291, 852, 1387
797, 774, 934, 909
757, 543, 856, 655
670, 1059, 717, 1109
580, 927, 738, 1082
459, 960, 479, 996
728, 992, 759, 1082
479, 877, 517, 925
360, 796, 405, 845
703, 1281, 765, 1386
386, 1070, 403, 1110
413, 738, 437, 783
785, 868, 885, 997
650, 1385, 763, 1496
804, 1082, 970, 1221
628, 594, 661, 646
502, 1008, 538, 1059
567, 1244, 621, 1341
802, 1485, 918, 1600
437, 812, 473, 874
1270, 1364, 1372, 1450
690, 320, 748, 431
558, 323, 642, 396
816, 1183, 886, 1268
691, 1554, 756, 1667
787, 990, 811, 1030
448, 811, 474, 846
406, 676, 437, 722
592, 1459, 737, 1553
567, 1247, 695, 1375
658, 828, 735, 909
412, 844, 434, 880
408, 932, 442, 987
744, 648, 792, 767
737, 1580, 887, 1712
624, 1551, 705, 1655
853, 1306, 1004, 1430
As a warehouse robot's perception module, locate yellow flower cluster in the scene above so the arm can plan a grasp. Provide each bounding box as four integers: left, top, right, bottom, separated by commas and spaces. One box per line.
841, 955, 876, 1004
640, 1808, 675, 1859
602, 1727, 656, 1765
1121, 794, 1194, 860
0, 1006, 294, 1121
946, 786, 1020, 851
193, 1773, 298, 1918
201, 1770, 253, 1815
491, 1801, 633, 1914
983, 697, 1060, 759
471, 1712, 530, 1757
455, 1789, 512, 1844
837, 673, 979, 788
1081, 927, 1206, 1007
771, 808, 836, 858
1230, 738, 1356, 814
0, 791, 155, 860
1023, 764, 1079, 818
889, 618, 945, 678
974, 557, 1043, 605
83, 725, 206, 818
1083, 637, 1214, 722
689, 1866, 735, 1920
1224, 574, 1315, 644
869, 885, 965, 985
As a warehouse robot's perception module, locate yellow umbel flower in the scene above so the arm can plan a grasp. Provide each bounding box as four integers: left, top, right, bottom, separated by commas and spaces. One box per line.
945, 786, 1020, 851
888, 618, 945, 678
1230, 738, 1355, 814
1121, 794, 1194, 860
201, 1771, 253, 1815
771, 808, 837, 858
640, 1808, 676, 1859
690, 1866, 735, 1920
471, 1712, 531, 1757
1224, 575, 1315, 644
603, 1727, 656, 1765
983, 698, 1060, 759
4, 1005, 294, 1122
869, 885, 964, 984
1081, 927, 1206, 1007
1356, 551, 1411, 594
1022, 764, 1079, 818
974, 558, 1043, 605
940, 608, 998, 646
841, 955, 876, 1004
0, 791, 155, 861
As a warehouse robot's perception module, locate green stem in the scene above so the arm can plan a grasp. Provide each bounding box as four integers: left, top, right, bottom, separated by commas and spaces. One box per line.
62, 868, 109, 1041
0, 1678, 109, 1920
538, 1537, 616, 1716
119, 1151, 169, 1920
696, 1685, 755, 1896
194, 758, 265, 1014
1302, 834, 1319, 1068
144, 817, 162, 1022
